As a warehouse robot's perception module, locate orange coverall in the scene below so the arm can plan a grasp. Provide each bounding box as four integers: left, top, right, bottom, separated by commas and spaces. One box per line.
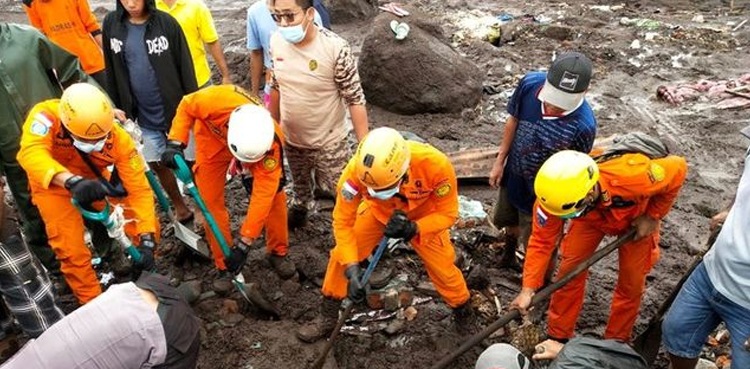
168, 85, 287, 270
322, 141, 470, 307
17, 100, 156, 304
523, 153, 687, 341
23, 0, 105, 75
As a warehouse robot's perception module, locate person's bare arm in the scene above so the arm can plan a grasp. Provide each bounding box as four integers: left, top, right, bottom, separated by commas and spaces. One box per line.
94, 33, 103, 48
270, 87, 281, 123
249, 49, 264, 96
349, 104, 369, 142
488, 115, 518, 188
207, 40, 231, 84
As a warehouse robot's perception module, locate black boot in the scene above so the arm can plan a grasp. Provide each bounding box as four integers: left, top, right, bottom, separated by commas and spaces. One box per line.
500, 234, 523, 273
288, 204, 308, 230
296, 297, 340, 343
452, 301, 479, 334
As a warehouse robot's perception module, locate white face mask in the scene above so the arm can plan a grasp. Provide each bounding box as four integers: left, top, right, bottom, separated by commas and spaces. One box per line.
368, 185, 400, 200
73, 138, 106, 153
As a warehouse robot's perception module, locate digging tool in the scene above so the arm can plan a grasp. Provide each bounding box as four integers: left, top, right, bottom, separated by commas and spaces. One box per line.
120, 119, 208, 258
632, 226, 721, 365
431, 229, 637, 369
311, 236, 391, 369
172, 155, 280, 318
73, 199, 143, 263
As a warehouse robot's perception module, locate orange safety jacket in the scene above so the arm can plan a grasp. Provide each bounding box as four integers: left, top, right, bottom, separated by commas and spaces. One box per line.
167, 84, 284, 239
23, 0, 105, 75
331, 141, 459, 265
522, 153, 688, 289
16, 99, 156, 235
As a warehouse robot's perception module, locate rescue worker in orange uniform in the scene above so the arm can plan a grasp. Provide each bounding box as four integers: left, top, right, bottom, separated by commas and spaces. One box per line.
23, 0, 107, 87
16, 83, 157, 304
296, 127, 473, 343
161, 85, 295, 293
511, 150, 687, 345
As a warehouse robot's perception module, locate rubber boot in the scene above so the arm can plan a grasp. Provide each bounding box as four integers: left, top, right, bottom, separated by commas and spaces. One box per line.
288, 204, 308, 230
296, 297, 340, 343
452, 301, 479, 334
268, 254, 296, 279
500, 234, 523, 273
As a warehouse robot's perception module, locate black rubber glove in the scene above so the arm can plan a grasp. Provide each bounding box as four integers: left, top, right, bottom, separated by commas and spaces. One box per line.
161, 140, 185, 169
135, 233, 156, 272
225, 239, 249, 274
345, 265, 368, 303
384, 210, 418, 242
65, 176, 109, 206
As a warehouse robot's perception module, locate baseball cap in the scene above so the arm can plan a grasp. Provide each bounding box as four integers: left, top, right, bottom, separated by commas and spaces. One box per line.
475, 344, 531, 369
538, 52, 593, 112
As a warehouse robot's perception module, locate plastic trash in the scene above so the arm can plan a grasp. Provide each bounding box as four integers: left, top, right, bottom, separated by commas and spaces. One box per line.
458, 195, 487, 220
496, 12, 514, 24
620, 17, 661, 30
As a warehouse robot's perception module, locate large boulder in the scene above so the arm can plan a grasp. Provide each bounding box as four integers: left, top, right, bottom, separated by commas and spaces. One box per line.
359, 13, 483, 115
322, 0, 376, 23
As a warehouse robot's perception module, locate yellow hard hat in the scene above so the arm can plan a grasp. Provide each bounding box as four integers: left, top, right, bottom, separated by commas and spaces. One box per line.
534, 150, 599, 217
59, 83, 114, 140
354, 127, 410, 190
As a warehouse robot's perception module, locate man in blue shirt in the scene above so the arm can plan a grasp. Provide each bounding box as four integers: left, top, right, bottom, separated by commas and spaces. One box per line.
488, 52, 597, 271
246, 0, 325, 102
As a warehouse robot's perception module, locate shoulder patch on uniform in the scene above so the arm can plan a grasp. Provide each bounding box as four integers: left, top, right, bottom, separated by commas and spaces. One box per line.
536, 206, 548, 227
341, 179, 359, 201
648, 162, 665, 183
29, 111, 54, 136
263, 157, 278, 171
435, 183, 451, 197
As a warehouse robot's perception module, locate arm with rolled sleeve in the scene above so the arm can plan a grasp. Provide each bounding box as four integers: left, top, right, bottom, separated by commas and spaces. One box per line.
331, 161, 363, 265
522, 202, 565, 290
334, 43, 368, 141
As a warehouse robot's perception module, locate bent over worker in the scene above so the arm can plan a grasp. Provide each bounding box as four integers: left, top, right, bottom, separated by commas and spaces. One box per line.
296, 127, 472, 343
17, 83, 157, 304
161, 85, 295, 293
511, 150, 687, 344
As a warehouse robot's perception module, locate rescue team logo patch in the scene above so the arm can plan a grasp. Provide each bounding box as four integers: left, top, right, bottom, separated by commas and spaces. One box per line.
435, 183, 451, 197
85, 123, 106, 137
648, 163, 666, 183
309, 59, 318, 71
30, 112, 54, 136
263, 157, 278, 170
341, 179, 359, 201
536, 206, 548, 227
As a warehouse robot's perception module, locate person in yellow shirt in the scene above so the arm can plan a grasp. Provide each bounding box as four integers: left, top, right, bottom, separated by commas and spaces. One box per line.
156, 0, 231, 87
17, 83, 157, 304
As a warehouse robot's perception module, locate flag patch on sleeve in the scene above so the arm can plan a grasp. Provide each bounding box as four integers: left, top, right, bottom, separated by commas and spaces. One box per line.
341, 179, 359, 201
536, 206, 548, 227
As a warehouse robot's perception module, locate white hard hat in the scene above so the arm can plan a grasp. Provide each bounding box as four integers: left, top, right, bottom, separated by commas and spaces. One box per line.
227, 104, 276, 163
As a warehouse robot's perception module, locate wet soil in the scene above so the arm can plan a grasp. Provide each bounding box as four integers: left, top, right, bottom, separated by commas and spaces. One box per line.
2, 0, 750, 368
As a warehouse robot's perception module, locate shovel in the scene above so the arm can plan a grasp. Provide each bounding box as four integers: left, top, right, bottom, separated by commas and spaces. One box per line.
73, 199, 143, 263
431, 229, 637, 369
311, 236, 391, 369
172, 155, 280, 318
119, 119, 208, 258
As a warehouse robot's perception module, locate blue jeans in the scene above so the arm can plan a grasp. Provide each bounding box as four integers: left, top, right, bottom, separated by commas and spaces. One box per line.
662, 262, 750, 367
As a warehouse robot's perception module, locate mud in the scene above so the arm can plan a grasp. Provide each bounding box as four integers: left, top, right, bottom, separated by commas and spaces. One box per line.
2, 0, 750, 368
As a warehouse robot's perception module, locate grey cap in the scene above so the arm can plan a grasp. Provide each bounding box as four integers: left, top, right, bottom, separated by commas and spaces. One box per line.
538, 52, 593, 111
475, 344, 530, 369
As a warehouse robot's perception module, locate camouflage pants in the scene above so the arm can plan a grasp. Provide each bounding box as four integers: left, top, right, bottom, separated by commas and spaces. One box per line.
286, 138, 352, 209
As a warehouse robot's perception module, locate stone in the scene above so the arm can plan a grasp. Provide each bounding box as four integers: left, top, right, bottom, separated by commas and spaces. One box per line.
416, 281, 440, 297
383, 289, 400, 311
176, 280, 202, 304
384, 320, 406, 336
404, 306, 418, 321
367, 292, 384, 310
221, 313, 245, 328
322, 0, 375, 23
466, 266, 490, 290
695, 358, 718, 369
359, 13, 483, 115
221, 299, 239, 315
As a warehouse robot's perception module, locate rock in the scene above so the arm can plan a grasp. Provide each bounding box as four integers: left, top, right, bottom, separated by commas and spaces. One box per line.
542, 25, 574, 41
221, 313, 245, 328
467, 266, 490, 290
715, 329, 730, 344
416, 281, 440, 297
383, 289, 400, 311
322, 0, 375, 23
359, 13, 483, 115
176, 280, 202, 304
695, 358, 718, 369
384, 320, 406, 336
714, 356, 730, 369
404, 306, 418, 321
367, 292, 384, 310
221, 299, 239, 315
398, 289, 413, 307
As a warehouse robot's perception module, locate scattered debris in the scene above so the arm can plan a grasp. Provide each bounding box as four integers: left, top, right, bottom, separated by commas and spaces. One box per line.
403, 306, 418, 321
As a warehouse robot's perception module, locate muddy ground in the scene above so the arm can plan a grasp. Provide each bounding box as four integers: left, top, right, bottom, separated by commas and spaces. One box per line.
2, 0, 750, 368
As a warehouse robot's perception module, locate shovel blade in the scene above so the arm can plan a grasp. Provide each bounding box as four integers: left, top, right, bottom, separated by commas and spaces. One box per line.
233, 278, 280, 319
173, 222, 210, 257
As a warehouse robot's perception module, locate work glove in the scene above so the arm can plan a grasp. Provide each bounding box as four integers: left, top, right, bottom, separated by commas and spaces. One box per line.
161, 140, 185, 169
384, 210, 418, 242
225, 239, 249, 274
134, 233, 156, 272
345, 265, 368, 303
65, 176, 109, 206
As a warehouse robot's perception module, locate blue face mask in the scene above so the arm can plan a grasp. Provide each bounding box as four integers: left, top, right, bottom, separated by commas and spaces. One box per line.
73, 138, 106, 153
278, 16, 310, 44
368, 185, 400, 200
